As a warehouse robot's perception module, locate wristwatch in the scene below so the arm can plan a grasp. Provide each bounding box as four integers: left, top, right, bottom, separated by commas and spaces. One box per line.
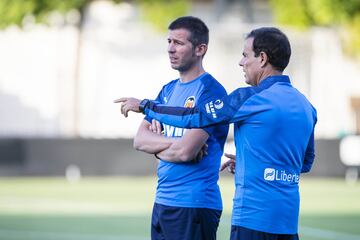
139, 99, 150, 113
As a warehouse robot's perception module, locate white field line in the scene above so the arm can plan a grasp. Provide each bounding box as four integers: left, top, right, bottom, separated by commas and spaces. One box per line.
220, 218, 360, 240
0, 229, 148, 240
300, 226, 360, 240
0, 225, 359, 240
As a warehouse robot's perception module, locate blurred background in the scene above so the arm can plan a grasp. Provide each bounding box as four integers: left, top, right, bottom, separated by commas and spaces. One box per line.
0, 0, 359, 239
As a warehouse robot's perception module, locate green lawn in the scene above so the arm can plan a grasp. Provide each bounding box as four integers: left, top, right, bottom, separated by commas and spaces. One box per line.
0, 177, 359, 240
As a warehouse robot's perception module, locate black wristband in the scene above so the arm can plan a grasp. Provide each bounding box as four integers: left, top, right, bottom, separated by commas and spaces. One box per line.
154, 153, 160, 159
139, 99, 150, 114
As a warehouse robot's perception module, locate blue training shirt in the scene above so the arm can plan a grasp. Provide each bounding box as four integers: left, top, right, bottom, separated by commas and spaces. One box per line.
146, 72, 228, 210
144, 75, 317, 234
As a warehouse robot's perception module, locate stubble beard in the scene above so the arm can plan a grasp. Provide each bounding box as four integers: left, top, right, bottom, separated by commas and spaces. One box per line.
173, 52, 197, 73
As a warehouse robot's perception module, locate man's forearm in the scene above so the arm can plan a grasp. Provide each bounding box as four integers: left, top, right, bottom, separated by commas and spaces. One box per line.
134, 120, 174, 154
301, 130, 315, 173
156, 140, 192, 163
156, 129, 208, 163
135, 131, 195, 162
134, 130, 174, 154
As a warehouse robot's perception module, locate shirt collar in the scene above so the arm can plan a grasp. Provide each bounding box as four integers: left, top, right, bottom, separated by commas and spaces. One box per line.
258, 75, 290, 88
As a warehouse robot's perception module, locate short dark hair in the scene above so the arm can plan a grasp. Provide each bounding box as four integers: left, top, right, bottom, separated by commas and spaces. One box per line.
247, 27, 291, 72
168, 16, 209, 47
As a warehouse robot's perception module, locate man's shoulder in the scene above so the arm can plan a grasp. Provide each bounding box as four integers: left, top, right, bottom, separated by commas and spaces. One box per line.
160, 79, 179, 93
225, 86, 260, 107
200, 73, 227, 95
164, 78, 179, 87
202, 73, 222, 86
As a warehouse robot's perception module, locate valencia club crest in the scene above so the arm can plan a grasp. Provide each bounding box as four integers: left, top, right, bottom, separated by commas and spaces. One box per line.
184, 96, 195, 108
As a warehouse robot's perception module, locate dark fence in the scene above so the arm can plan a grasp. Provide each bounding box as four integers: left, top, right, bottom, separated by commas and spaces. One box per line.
0, 138, 346, 177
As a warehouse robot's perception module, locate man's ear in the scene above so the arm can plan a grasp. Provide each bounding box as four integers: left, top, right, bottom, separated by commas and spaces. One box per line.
195, 44, 208, 57
259, 51, 269, 68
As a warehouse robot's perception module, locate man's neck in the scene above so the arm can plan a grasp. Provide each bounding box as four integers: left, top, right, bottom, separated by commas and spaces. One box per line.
179, 64, 205, 83
257, 68, 283, 85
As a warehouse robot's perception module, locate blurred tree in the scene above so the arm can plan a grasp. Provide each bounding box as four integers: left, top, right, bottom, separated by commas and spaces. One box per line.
0, 0, 89, 28
270, 0, 360, 59
0, 0, 189, 31
0, 0, 188, 136
137, 0, 189, 31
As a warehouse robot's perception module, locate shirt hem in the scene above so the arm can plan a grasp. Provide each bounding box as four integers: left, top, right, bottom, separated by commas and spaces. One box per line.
231, 221, 297, 235
155, 199, 222, 211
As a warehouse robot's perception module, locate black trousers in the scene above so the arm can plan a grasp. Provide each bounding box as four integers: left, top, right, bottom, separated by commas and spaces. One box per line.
151, 203, 222, 240
230, 225, 299, 240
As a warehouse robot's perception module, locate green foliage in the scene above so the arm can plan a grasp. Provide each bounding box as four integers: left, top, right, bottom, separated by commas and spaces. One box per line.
0, 0, 90, 28
269, 0, 360, 27
344, 14, 360, 58
137, 0, 189, 32
269, 0, 360, 58
270, 0, 310, 29
307, 0, 345, 25
0, 0, 189, 31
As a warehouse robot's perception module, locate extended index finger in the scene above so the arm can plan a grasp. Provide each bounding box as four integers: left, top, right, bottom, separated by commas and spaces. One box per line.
224, 153, 235, 159
113, 97, 128, 103
220, 160, 231, 171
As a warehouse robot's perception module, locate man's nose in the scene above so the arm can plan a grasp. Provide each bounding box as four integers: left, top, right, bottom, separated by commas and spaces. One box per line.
168, 43, 175, 53
239, 58, 244, 67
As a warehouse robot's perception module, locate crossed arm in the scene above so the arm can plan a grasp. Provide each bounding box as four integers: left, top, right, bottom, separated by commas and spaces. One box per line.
134, 119, 208, 163
115, 98, 235, 170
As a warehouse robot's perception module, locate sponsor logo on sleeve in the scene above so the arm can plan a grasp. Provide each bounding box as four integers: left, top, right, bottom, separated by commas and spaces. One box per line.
214, 99, 224, 109
205, 103, 211, 114
205, 101, 217, 118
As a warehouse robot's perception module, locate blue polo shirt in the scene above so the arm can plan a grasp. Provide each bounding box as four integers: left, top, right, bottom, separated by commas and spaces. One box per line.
144, 75, 317, 234
145, 72, 228, 210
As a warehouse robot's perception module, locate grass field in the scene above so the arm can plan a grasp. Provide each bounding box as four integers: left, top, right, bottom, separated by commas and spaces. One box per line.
0, 177, 359, 240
